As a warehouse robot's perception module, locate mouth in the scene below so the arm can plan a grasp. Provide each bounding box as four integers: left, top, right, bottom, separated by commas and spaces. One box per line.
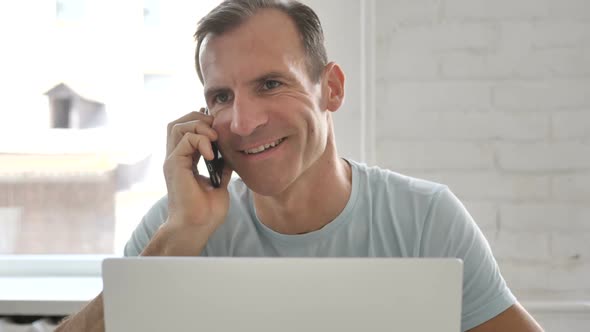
241, 137, 286, 155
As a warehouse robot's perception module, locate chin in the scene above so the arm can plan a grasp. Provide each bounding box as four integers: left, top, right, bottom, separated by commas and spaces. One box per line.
238, 170, 293, 197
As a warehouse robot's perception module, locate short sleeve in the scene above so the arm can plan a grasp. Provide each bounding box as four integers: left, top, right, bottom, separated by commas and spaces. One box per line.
123, 195, 169, 257
420, 188, 517, 331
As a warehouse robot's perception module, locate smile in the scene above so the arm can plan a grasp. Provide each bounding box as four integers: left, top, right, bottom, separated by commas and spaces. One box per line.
242, 138, 285, 155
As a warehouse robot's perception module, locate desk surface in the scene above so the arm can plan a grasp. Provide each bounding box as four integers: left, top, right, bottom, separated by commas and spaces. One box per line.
0, 277, 101, 316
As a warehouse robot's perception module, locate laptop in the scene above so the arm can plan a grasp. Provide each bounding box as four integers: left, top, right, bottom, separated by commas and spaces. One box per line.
102, 257, 462, 332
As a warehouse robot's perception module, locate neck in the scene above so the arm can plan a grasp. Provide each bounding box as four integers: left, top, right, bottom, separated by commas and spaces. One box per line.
252, 134, 352, 235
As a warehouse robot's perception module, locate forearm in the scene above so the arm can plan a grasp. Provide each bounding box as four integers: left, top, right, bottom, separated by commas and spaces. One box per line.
55, 293, 105, 332
140, 220, 215, 257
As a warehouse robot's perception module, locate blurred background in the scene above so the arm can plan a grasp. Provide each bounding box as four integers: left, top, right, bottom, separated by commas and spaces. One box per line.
0, 0, 588, 330
0, 0, 219, 255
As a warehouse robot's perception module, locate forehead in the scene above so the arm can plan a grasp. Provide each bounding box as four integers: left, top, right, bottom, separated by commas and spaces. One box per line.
199, 9, 307, 84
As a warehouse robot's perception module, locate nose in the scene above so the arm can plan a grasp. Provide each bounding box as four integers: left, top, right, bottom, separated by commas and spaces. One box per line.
229, 92, 268, 136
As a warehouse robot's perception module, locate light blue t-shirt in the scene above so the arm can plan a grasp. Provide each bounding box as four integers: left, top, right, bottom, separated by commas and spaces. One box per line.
124, 159, 516, 331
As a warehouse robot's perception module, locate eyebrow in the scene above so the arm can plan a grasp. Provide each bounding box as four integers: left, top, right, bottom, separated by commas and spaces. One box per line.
248, 71, 293, 86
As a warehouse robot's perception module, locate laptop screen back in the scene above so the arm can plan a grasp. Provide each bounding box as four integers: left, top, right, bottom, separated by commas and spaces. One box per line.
102, 257, 462, 332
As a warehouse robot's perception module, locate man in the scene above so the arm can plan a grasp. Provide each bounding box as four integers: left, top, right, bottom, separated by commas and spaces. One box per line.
57, 0, 544, 331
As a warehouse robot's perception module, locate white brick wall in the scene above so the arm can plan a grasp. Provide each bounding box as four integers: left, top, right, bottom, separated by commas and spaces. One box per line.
404, 171, 551, 200
444, 0, 549, 20
377, 141, 494, 169
496, 142, 590, 171
553, 111, 590, 139
494, 232, 551, 261
374, 0, 590, 328
500, 204, 590, 231
377, 111, 549, 140
533, 22, 590, 48
493, 81, 590, 110
552, 174, 590, 202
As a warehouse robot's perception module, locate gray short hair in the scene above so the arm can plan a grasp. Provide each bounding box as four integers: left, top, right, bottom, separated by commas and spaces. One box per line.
194, 0, 328, 84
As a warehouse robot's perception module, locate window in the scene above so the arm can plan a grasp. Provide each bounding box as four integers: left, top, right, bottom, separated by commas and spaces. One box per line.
0, 0, 221, 256
56, 0, 85, 22
0, 0, 367, 258
143, 0, 160, 26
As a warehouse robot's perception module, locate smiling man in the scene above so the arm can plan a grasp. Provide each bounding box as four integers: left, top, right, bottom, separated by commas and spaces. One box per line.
56, 1, 543, 331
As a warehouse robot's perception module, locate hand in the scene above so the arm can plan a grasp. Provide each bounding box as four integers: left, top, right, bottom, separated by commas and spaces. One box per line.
163, 108, 233, 232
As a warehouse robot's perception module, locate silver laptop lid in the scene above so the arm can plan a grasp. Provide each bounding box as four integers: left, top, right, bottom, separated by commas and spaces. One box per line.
102, 257, 462, 332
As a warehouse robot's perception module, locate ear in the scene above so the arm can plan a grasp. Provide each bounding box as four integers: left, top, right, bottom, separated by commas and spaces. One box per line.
321, 62, 345, 112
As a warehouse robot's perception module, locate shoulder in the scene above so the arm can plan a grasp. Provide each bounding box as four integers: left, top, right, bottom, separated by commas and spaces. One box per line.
349, 159, 448, 206
347, 160, 454, 255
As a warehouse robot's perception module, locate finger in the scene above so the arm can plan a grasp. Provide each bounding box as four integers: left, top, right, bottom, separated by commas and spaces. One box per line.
172, 120, 218, 141
168, 120, 218, 155
167, 122, 218, 158
166, 110, 210, 157
166, 109, 213, 137
170, 132, 215, 161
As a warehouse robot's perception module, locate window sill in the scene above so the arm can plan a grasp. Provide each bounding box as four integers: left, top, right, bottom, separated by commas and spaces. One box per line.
0, 255, 110, 315
0, 276, 101, 315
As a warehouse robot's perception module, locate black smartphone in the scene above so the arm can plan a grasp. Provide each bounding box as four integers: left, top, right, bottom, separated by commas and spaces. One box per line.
192, 108, 224, 188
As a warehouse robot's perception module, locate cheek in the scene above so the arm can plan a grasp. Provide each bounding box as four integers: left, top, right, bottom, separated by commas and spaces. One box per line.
211, 117, 232, 151
211, 111, 233, 136
211, 109, 232, 126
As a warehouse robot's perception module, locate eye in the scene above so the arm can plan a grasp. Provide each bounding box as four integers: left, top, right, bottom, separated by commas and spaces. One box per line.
262, 80, 281, 90
214, 92, 230, 104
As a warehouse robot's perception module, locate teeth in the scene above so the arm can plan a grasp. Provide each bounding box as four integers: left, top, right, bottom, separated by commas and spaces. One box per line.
244, 138, 284, 154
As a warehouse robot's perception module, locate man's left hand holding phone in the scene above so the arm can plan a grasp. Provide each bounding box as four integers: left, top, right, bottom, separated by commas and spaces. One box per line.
140, 107, 233, 257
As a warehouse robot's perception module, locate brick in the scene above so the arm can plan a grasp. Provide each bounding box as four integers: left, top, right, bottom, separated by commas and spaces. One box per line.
401, 171, 551, 201
443, 0, 549, 20
552, 174, 590, 202
463, 201, 497, 230
440, 53, 514, 80
500, 260, 590, 292
493, 232, 550, 261
551, 233, 590, 261
553, 111, 590, 139
496, 142, 590, 171
496, 22, 535, 53
500, 204, 590, 232
377, 111, 549, 141
0, 207, 21, 254
379, 82, 492, 113
376, 0, 440, 25
377, 140, 494, 170
442, 48, 590, 80
375, 51, 439, 81
497, 260, 550, 291
546, 0, 590, 20
381, 23, 496, 52
493, 112, 551, 141
493, 81, 590, 111
532, 22, 590, 48
0, 178, 116, 254
547, 262, 590, 291
515, 48, 590, 79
